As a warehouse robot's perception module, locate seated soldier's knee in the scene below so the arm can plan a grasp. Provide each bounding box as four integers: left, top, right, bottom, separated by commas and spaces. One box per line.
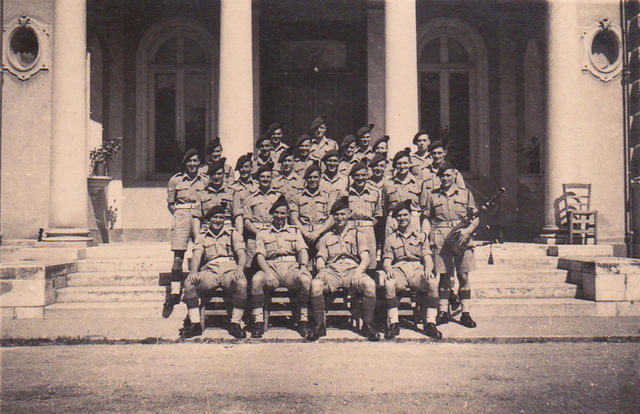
426, 277, 439, 294
250, 271, 265, 293
362, 276, 377, 297
310, 279, 324, 296
384, 278, 396, 297
299, 274, 312, 290
234, 277, 248, 292
458, 271, 470, 286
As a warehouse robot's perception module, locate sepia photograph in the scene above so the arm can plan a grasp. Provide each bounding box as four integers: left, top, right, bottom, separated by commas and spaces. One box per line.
1, 0, 639, 412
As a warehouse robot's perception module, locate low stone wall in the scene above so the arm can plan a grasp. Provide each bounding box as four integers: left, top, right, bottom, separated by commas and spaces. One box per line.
558, 257, 640, 302
0, 262, 77, 318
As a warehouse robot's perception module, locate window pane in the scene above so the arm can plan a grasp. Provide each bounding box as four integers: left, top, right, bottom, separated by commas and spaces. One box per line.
419, 72, 441, 134
448, 72, 470, 171
448, 38, 469, 63
420, 38, 440, 64
154, 73, 180, 173
183, 37, 207, 64
184, 72, 208, 157
153, 37, 177, 64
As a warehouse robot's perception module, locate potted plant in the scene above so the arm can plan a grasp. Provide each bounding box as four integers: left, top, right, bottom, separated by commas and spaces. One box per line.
89, 138, 121, 176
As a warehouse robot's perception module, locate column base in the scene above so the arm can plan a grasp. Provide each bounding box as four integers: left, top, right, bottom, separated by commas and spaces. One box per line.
41, 228, 96, 247
534, 225, 568, 245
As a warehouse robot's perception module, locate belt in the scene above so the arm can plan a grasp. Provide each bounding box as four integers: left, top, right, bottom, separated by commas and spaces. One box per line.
331, 256, 358, 264
175, 203, 196, 209
207, 256, 235, 264
267, 255, 297, 263
393, 259, 422, 264
434, 220, 461, 228
350, 219, 374, 227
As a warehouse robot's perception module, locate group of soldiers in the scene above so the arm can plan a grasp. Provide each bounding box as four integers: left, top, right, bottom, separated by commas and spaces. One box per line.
164, 116, 479, 342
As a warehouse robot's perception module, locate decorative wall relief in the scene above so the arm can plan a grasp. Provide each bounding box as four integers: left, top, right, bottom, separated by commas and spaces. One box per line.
3, 16, 51, 80
581, 19, 622, 82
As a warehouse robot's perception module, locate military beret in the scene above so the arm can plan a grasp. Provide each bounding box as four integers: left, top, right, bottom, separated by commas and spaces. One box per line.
436, 161, 456, 177
303, 164, 321, 179
266, 122, 282, 137
413, 130, 433, 145
206, 137, 222, 154
369, 153, 387, 167
371, 135, 390, 150
235, 152, 253, 170
349, 161, 369, 176
330, 196, 350, 215
269, 194, 289, 214
310, 116, 327, 130
182, 148, 200, 164
256, 134, 271, 146
208, 159, 226, 174
392, 200, 412, 217
429, 140, 445, 152
392, 148, 411, 167
203, 203, 227, 220
355, 124, 374, 138
296, 133, 312, 148
254, 163, 273, 178
322, 150, 340, 164
278, 148, 295, 163
340, 135, 356, 150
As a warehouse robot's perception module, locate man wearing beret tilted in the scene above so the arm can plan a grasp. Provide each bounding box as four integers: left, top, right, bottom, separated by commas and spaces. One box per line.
308, 197, 380, 342
272, 148, 303, 202
252, 134, 276, 176
265, 122, 289, 162
382, 200, 441, 340
293, 133, 318, 177
309, 116, 338, 162
198, 159, 236, 233
319, 150, 348, 197
200, 137, 235, 184
249, 195, 313, 339
354, 124, 375, 163
181, 204, 248, 339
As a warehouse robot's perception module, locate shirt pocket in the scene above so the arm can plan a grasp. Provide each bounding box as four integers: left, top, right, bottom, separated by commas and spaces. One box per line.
390, 238, 405, 258
326, 239, 342, 257
452, 194, 468, 217
175, 181, 191, 201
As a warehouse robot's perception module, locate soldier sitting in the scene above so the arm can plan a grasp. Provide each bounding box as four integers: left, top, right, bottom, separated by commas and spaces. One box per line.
382, 201, 441, 340
181, 204, 248, 339
249, 195, 313, 338
308, 197, 380, 342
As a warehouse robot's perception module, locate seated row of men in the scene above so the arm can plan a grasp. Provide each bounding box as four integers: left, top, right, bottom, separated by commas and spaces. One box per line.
165, 140, 478, 341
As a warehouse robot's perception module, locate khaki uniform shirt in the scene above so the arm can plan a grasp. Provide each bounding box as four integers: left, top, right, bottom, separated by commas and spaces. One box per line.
293, 157, 315, 178
347, 183, 383, 221
272, 171, 303, 201
320, 172, 348, 203
382, 173, 422, 215
354, 146, 374, 163
290, 187, 331, 228
423, 184, 477, 247
409, 151, 433, 177
316, 224, 369, 266
198, 162, 234, 184
310, 136, 338, 162
231, 178, 257, 219
383, 228, 430, 264
271, 142, 290, 165
198, 183, 235, 222
194, 227, 246, 272
243, 187, 283, 227
167, 172, 207, 217
255, 224, 307, 260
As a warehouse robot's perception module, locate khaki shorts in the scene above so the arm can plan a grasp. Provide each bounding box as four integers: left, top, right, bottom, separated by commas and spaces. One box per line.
389, 261, 431, 291
260, 261, 312, 289
184, 262, 244, 300
433, 247, 475, 275
171, 209, 197, 251
316, 260, 373, 293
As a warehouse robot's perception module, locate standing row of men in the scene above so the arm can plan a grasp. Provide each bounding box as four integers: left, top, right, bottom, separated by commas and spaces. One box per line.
164, 116, 478, 341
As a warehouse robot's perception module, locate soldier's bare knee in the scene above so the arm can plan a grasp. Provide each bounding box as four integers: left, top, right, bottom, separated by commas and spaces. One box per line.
310, 279, 324, 296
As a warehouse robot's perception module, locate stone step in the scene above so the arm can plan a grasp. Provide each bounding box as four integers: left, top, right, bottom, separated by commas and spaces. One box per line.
42, 298, 640, 319
468, 269, 568, 283
85, 243, 172, 259
66, 271, 168, 287
55, 281, 576, 304
75, 259, 188, 272
55, 286, 168, 303
547, 244, 614, 257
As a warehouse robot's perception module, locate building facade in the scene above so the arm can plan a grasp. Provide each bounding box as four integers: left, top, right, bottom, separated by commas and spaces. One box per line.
0, 0, 632, 248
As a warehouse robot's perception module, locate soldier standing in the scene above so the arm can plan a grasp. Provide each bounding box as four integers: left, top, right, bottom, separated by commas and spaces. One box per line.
319, 150, 348, 198
383, 150, 422, 233
382, 201, 441, 340
249, 195, 312, 338
346, 162, 383, 270
338, 135, 359, 179
272, 148, 303, 202
266, 122, 289, 162
198, 160, 235, 232
370, 135, 393, 179
309, 116, 338, 162
200, 137, 235, 184
293, 133, 317, 177
231, 153, 257, 239
409, 130, 433, 177
163, 148, 207, 318
181, 205, 248, 339
423, 162, 478, 328
354, 124, 375, 162
252, 134, 275, 175
308, 197, 380, 341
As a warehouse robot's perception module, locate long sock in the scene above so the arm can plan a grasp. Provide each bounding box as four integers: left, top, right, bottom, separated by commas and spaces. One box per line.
310, 295, 325, 326
426, 308, 437, 324
187, 307, 201, 324
252, 307, 264, 323
171, 269, 182, 295
299, 307, 309, 322
385, 297, 399, 325
249, 294, 264, 323
459, 289, 471, 313
438, 275, 450, 313
231, 307, 243, 324
361, 296, 377, 326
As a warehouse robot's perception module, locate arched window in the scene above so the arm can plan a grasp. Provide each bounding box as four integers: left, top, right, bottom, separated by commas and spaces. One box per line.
136, 18, 217, 179
418, 19, 489, 177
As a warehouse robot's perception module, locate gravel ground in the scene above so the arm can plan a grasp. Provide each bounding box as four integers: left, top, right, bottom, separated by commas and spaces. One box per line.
1, 342, 639, 413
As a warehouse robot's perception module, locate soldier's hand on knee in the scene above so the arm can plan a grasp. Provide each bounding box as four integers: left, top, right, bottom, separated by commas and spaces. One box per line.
233, 267, 245, 281
385, 271, 396, 281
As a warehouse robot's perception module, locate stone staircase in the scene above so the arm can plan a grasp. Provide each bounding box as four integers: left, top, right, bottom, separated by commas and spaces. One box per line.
39, 241, 619, 320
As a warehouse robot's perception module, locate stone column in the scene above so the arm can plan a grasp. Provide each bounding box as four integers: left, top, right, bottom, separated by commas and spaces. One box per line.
384, 0, 419, 155
538, 0, 581, 243
218, 0, 254, 165
45, 0, 92, 244
367, 5, 385, 134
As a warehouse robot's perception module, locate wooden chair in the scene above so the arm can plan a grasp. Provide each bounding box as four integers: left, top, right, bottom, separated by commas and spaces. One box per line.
563, 183, 598, 244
